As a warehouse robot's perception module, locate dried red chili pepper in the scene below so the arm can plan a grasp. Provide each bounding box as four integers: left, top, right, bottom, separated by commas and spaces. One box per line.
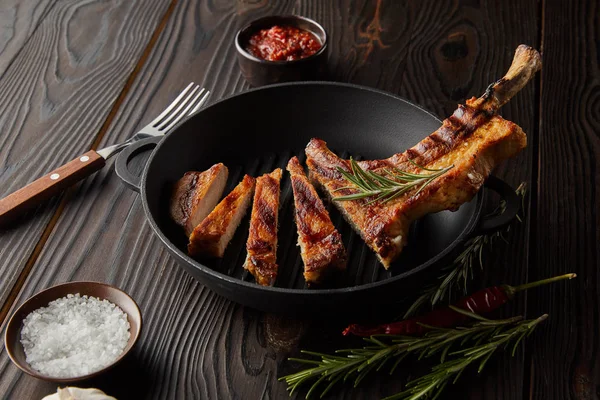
343, 273, 575, 337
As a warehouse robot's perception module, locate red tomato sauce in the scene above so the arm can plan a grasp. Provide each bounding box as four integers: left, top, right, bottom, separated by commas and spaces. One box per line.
246, 25, 322, 61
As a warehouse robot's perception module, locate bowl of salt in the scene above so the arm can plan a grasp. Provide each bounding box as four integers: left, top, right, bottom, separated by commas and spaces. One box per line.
4, 281, 142, 383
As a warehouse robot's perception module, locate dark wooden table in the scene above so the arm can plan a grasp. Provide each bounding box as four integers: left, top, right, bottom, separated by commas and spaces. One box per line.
0, 0, 597, 399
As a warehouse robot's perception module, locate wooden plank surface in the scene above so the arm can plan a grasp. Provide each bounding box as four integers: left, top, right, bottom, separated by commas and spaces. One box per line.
0, 0, 417, 398
528, 0, 600, 398
0, 0, 542, 399
0, 0, 294, 397
0, 0, 172, 318
0, 0, 595, 399
0, 0, 56, 78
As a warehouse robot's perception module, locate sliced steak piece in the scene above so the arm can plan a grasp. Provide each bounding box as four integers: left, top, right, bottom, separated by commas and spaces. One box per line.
188, 175, 256, 258
287, 157, 347, 285
244, 168, 283, 286
170, 163, 228, 236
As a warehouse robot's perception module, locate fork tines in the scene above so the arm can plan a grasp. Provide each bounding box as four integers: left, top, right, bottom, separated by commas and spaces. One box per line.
151, 83, 209, 132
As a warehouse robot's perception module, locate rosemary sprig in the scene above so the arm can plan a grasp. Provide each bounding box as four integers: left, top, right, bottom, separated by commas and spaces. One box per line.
385, 313, 547, 400
333, 158, 453, 204
279, 308, 542, 399
403, 182, 528, 318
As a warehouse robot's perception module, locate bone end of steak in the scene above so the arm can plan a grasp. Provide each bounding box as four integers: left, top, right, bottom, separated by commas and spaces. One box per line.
188, 175, 256, 258
469, 44, 542, 112
170, 163, 229, 236
287, 156, 347, 284
244, 168, 283, 287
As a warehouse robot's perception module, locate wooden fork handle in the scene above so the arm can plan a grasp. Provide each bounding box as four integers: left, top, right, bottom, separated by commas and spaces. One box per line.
0, 150, 105, 226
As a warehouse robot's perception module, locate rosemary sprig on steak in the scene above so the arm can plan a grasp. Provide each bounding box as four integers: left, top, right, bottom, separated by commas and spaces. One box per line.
334, 158, 453, 204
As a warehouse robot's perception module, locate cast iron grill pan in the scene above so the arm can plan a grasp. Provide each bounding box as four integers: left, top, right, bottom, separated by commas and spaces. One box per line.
118, 83, 498, 315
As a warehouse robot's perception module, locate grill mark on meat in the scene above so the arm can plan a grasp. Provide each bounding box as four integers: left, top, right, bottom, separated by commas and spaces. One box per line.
302, 233, 346, 273
219, 188, 240, 209
405, 148, 420, 160
360, 159, 391, 171
293, 176, 332, 241
287, 157, 347, 284
244, 169, 282, 286
254, 177, 279, 235
383, 105, 494, 170
247, 202, 276, 249
187, 175, 255, 258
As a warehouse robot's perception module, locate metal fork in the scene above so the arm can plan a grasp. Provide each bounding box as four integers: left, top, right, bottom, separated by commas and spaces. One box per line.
0, 82, 210, 226
98, 83, 209, 158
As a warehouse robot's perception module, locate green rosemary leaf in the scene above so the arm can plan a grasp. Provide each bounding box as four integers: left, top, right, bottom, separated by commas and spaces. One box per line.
350, 158, 375, 190
337, 167, 365, 190
333, 157, 453, 204
477, 350, 495, 373
390, 353, 408, 375
447, 305, 490, 322
354, 359, 380, 387
364, 346, 395, 368
382, 314, 546, 400
305, 374, 328, 399
430, 380, 449, 400
334, 191, 380, 201
320, 372, 345, 398
280, 313, 545, 399
403, 293, 431, 320
406, 158, 444, 172
366, 169, 398, 187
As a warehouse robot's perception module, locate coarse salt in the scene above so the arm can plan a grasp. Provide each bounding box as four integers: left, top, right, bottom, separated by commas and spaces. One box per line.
20, 293, 130, 378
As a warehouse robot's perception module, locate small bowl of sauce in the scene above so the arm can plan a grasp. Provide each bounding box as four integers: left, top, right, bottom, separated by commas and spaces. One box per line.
235, 15, 328, 86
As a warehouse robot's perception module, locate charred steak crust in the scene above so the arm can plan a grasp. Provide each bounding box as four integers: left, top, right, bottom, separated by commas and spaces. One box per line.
287, 157, 347, 284
244, 169, 283, 287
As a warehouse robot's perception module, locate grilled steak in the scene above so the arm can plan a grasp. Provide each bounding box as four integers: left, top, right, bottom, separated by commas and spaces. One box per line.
188, 175, 256, 258
306, 45, 541, 269
170, 163, 228, 236
287, 157, 347, 284
243, 169, 283, 286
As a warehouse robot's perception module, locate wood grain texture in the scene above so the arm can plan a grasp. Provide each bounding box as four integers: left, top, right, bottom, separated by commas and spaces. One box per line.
0, 0, 56, 78
326, 0, 414, 92
0, 0, 171, 316
4, 0, 592, 399
0, 0, 298, 398
0, 0, 416, 398
527, 0, 600, 398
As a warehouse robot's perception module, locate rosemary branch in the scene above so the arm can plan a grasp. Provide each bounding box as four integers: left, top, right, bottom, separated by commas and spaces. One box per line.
403, 182, 528, 318
333, 158, 453, 204
279, 308, 543, 399
384, 313, 547, 400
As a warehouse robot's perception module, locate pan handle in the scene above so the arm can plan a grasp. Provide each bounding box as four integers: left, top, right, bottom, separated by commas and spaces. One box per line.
115, 136, 162, 192
470, 176, 521, 237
